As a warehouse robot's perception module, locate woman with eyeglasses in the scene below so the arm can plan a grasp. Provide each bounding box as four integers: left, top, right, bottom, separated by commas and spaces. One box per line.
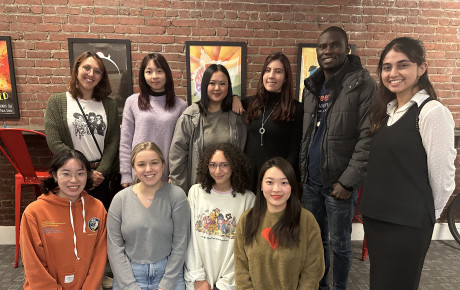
169, 64, 246, 193
20, 149, 107, 289
45, 51, 120, 210
184, 143, 255, 290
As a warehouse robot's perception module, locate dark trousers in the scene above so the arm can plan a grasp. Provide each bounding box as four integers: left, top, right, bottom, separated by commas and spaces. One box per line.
303, 182, 356, 290
87, 172, 122, 210
363, 215, 434, 290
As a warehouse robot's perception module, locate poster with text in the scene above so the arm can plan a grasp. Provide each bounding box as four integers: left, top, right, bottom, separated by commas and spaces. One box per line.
0, 36, 19, 118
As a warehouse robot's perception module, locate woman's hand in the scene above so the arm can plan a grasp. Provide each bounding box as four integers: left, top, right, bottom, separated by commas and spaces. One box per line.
92, 170, 105, 187
121, 183, 132, 188
232, 95, 244, 115
195, 280, 212, 290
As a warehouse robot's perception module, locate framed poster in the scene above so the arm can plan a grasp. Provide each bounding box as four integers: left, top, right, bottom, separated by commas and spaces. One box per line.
186, 41, 246, 104
68, 38, 133, 118
0, 36, 20, 118
295, 43, 356, 101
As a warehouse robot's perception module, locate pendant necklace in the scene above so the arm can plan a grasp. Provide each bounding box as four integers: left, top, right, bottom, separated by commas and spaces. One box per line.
259, 102, 279, 146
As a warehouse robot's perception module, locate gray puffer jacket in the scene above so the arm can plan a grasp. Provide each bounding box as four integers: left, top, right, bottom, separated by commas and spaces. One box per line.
300, 54, 376, 189
169, 103, 247, 194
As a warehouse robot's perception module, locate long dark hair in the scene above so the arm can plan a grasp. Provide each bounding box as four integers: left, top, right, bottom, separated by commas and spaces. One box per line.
246, 52, 296, 123
197, 64, 233, 116
196, 143, 251, 196
67, 51, 112, 101
41, 149, 93, 193
369, 37, 437, 135
138, 53, 176, 111
243, 157, 301, 247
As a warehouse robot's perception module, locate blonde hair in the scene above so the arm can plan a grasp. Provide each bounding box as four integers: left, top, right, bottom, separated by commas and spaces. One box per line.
130, 142, 165, 184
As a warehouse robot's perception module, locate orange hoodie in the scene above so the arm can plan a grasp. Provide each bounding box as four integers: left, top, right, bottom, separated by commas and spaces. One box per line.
20, 191, 107, 289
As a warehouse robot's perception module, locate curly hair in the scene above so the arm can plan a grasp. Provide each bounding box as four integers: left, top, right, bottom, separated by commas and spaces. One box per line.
196, 143, 251, 196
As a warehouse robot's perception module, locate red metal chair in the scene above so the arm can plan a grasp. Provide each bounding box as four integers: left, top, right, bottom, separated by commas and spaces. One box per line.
353, 187, 368, 261
0, 128, 51, 268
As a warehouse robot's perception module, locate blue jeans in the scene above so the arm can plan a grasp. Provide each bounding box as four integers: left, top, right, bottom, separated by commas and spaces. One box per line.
113, 257, 185, 290
302, 182, 356, 290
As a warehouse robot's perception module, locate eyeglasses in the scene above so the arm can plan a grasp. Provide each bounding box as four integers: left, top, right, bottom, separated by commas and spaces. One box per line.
81, 64, 102, 76
58, 171, 87, 181
208, 162, 230, 171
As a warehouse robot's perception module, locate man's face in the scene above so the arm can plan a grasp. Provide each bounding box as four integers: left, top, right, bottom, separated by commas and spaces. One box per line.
316, 31, 350, 76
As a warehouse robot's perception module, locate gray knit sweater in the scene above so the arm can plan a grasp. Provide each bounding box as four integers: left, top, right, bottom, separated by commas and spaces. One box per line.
107, 183, 190, 290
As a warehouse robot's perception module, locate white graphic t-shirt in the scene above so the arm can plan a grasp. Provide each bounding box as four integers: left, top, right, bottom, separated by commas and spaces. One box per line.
66, 92, 106, 161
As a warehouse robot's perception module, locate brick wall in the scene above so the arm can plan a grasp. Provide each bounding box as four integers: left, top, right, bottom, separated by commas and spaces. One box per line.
1, 0, 460, 225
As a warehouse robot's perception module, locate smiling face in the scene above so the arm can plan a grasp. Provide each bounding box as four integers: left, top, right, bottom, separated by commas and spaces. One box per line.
262, 59, 285, 93
144, 59, 167, 93
54, 158, 87, 203
77, 57, 103, 99
133, 149, 164, 188
262, 166, 291, 212
316, 30, 350, 78
208, 150, 232, 191
207, 71, 229, 108
381, 49, 427, 101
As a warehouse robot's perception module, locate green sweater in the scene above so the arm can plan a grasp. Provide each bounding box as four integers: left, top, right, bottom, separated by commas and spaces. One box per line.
234, 208, 324, 290
44, 92, 120, 176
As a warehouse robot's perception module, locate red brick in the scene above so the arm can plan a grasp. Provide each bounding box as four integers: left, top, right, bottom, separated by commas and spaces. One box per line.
191, 28, 216, 37
221, 2, 243, 11
166, 27, 191, 36
171, 1, 195, 9
139, 26, 166, 35
62, 24, 89, 32
68, 0, 93, 5
228, 29, 253, 38
36, 24, 63, 32
145, 19, 170, 27
145, 0, 170, 8
172, 19, 197, 27
94, 17, 119, 25
90, 25, 116, 33
221, 20, 246, 29
44, 15, 68, 23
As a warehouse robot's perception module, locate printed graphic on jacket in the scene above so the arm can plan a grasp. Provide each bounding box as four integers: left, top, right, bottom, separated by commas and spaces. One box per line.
195, 208, 237, 239
72, 112, 106, 139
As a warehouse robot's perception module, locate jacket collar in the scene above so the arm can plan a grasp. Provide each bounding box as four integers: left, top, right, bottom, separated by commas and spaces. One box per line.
305, 54, 364, 94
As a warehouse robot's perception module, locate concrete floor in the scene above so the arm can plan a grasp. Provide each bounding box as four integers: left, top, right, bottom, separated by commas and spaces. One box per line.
1, 240, 459, 289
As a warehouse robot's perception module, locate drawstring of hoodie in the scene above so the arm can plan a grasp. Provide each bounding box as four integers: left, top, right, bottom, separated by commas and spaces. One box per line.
69, 195, 86, 260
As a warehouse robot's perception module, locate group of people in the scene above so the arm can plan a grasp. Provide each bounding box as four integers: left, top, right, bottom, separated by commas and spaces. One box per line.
19, 25, 455, 290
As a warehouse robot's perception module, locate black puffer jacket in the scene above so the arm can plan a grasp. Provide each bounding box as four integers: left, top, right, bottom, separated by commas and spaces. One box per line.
300, 54, 376, 189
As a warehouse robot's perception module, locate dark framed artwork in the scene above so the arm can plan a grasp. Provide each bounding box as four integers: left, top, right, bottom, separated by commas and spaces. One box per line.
0, 36, 20, 118
68, 38, 133, 118
295, 43, 356, 101
185, 41, 246, 104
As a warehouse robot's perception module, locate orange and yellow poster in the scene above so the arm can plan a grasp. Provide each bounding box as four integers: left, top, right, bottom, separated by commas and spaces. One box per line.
186, 42, 246, 104
0, 36, 19, 118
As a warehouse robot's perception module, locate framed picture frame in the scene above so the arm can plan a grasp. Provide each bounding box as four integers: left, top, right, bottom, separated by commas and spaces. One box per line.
0, 36, 20, 118
68, 38, 133, 119
185, 41, 246, 104
295, 43, 356, 101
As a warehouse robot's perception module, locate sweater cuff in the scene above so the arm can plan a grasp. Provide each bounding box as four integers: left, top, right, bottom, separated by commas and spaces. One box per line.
338, 181, 353, 192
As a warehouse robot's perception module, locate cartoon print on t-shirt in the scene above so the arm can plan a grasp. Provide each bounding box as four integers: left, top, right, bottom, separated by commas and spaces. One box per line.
72, 112, 106, 138
195, 208, 237, 239
73, 113, 87, 139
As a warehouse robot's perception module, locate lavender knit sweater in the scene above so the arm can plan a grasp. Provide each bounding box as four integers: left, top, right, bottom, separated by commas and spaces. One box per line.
119, 93, 187, 184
